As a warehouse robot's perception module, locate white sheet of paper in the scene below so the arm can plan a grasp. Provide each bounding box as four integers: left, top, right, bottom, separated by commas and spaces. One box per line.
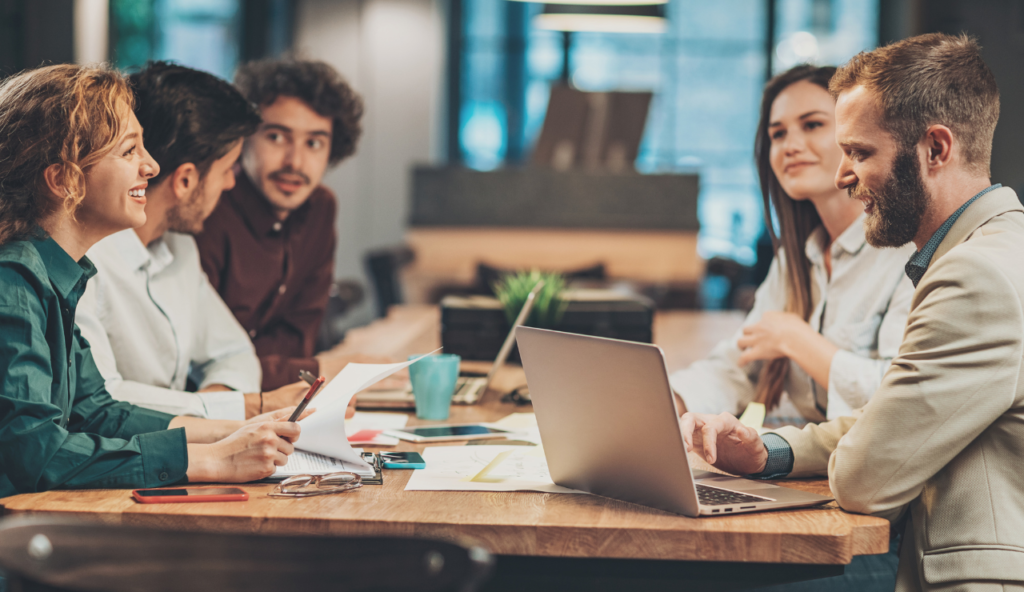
273, 450, 375, 477
404, 445, 584, 494
482, 412, 542, 444
295, 350, 439, 472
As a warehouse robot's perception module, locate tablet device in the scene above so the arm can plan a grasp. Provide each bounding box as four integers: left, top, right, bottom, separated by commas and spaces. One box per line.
384, 424, 515, 442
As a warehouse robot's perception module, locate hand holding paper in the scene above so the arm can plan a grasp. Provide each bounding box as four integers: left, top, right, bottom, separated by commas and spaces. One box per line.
292, 350, 440, 472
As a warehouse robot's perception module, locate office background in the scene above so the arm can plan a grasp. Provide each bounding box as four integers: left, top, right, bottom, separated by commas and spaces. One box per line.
1, 0, 1022, 332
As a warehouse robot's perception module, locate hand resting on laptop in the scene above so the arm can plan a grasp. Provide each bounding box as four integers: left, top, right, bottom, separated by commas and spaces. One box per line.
679, 412, 768, 476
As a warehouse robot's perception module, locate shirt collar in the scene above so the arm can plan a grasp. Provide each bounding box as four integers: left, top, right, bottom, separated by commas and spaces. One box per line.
107, 229, 175, 276
803, 213, 868, 264
905, 184, 1001, 286
833, 212, 868, 255
32, 234, 96, 299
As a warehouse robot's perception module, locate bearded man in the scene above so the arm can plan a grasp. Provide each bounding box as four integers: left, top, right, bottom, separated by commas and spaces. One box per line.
679, 34, 1024, 591
76, 62, 309, 420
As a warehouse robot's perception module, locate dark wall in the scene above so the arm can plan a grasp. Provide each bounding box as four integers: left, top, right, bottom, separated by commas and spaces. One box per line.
0, 0, 74, 76
922, 0, 1024, 198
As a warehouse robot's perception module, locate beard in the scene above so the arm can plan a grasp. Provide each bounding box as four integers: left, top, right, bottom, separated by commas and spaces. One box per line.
850, 147, 930, 248
166, 178, 208, 235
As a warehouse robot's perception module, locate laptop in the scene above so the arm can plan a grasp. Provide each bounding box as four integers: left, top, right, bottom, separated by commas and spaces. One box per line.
515, 326, 833, 517
357, 283, 544, 409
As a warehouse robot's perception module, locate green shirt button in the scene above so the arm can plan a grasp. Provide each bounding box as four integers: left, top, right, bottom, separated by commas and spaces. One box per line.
159, 472, 169, 481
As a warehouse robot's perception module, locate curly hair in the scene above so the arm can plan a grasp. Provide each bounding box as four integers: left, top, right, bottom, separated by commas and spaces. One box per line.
0, 64, 133, 246
234, 58, 363, 166
131, 62, 261, 186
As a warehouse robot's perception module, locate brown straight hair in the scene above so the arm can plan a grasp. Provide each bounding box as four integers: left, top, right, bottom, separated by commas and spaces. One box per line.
0, 64, 134, 246
752, 65, 836, 411
830, 33, 999, 176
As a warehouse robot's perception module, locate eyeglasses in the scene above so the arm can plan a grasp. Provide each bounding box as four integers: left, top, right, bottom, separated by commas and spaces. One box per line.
269, 472, 362, 498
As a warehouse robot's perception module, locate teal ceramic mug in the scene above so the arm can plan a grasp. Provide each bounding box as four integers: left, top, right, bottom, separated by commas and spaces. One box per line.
407, 354, 461, 420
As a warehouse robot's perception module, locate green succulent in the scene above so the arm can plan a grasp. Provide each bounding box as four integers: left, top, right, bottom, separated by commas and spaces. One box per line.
492, 270, 567, 328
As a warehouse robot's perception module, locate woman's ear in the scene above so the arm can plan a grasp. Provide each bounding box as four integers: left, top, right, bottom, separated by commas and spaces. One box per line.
42, 163, 68, 201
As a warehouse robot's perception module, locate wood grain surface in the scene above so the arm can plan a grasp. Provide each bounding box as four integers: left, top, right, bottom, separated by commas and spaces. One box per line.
0, 309, 890, 565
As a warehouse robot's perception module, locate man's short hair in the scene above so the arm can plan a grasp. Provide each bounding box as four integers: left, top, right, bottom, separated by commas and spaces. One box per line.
830, 33, 999, 176
234, 58, 363, 166
130, 62, 261, 186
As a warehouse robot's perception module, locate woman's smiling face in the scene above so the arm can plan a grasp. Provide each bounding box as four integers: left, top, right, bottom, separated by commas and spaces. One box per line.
77, 109, 159, 236
768, 80, 844, 202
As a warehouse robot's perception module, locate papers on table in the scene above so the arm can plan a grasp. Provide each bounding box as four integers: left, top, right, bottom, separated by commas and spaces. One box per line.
275, 450, 376, 477
404, 445, 584, 494
481, 412, 542, 445
284, 351, 438, 475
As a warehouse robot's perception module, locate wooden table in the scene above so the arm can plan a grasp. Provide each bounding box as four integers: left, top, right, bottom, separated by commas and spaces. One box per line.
0, 308, 890, 591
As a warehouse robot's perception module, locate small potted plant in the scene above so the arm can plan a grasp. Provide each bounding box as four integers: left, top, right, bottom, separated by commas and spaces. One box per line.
492, 269, 567, 329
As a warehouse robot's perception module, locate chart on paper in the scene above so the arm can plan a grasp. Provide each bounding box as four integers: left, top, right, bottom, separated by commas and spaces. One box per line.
404, 445, 584, 494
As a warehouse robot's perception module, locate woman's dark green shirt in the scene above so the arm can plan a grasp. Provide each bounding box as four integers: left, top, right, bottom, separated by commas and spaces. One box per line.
0, 235, 187, 498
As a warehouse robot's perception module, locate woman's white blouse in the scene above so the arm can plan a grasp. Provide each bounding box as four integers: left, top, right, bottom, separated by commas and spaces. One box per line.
669, 214, 915, 422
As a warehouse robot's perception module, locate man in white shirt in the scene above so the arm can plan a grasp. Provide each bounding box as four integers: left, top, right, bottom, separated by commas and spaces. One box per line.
77, 62, 307, 420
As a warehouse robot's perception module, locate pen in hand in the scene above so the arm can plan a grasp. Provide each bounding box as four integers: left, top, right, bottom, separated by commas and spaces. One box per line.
288, 375, 325, 423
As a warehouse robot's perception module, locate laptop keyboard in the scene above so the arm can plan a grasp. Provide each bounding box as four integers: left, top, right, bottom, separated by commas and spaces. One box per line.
696, 484, 772, 506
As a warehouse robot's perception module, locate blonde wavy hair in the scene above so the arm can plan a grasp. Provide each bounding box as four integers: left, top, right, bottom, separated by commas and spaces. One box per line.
0, 64, 134, 246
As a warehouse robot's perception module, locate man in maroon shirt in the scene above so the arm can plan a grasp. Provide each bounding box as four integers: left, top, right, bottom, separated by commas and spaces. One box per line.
196, 58, 368, 390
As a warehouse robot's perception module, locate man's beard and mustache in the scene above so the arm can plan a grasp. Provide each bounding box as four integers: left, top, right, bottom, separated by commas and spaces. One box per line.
849, 147, 930, 248
269, 168, 311, 190
166, 178, 209, 235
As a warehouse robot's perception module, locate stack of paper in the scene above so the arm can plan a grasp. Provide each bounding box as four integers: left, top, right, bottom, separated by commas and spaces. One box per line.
273, 351, 436, 478
404, 445, 584, 494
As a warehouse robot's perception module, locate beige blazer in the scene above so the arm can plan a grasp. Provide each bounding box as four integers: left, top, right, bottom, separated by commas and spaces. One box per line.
772, 186, 1024, 592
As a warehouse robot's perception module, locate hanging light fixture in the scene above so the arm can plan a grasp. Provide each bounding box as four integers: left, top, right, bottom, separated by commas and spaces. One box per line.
508, 0, 668, 34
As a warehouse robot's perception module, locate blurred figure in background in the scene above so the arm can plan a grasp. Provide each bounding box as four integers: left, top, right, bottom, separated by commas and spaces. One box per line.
196, 58, 381, 391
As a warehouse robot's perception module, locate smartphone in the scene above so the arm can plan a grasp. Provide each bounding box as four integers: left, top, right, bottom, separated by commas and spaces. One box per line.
132, 487, 249, 504
384, 424, 515, 443
381, 451, 426, 469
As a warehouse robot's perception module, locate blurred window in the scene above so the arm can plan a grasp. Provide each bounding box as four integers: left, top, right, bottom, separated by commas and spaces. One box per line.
111, 0, 241, 80
456, 0, 877, 265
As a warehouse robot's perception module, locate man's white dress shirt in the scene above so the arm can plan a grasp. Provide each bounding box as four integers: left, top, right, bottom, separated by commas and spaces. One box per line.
670, 214, 915, 421
76, 229, 261, 420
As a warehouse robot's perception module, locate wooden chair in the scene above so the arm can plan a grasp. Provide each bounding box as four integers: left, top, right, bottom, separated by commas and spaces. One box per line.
0, 516, 493, 592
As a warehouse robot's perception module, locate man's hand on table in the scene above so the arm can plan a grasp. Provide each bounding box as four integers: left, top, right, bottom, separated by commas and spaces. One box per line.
679, 412, 768, 476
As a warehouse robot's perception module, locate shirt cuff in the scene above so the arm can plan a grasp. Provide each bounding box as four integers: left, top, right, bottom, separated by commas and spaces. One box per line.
137, 427, 189, 487
198, 391, 246, 421
752, 433, 794, 479
118, 406, 175, 437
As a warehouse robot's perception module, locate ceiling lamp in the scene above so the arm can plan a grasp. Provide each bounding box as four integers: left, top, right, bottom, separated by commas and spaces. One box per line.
531, 2, 667, 34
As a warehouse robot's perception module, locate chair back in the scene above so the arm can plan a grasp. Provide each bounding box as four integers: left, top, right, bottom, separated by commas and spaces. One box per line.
0, 516, 493, 592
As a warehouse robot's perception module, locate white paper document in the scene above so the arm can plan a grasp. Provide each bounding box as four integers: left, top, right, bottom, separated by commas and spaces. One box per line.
286, 351, 438, 475
404, 445, 584, 494
483, 412, 542, 445
275, 450, 375, 477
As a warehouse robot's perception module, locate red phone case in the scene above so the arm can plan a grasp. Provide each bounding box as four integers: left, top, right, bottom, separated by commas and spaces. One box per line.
132, 487, 249, 504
